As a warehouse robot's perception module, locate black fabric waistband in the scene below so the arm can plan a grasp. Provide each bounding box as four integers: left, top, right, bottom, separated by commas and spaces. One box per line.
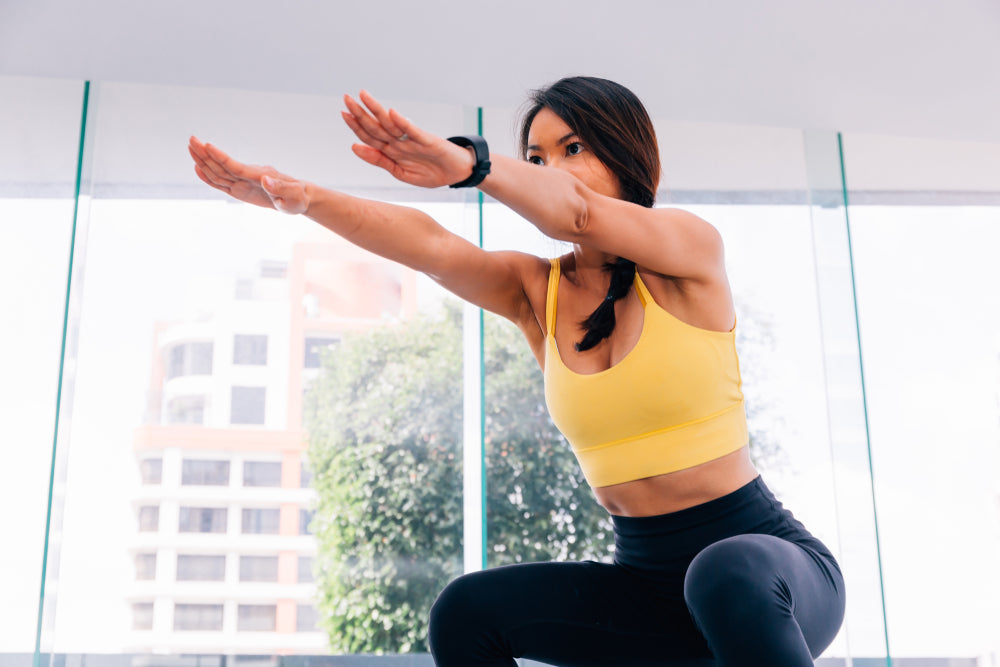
610, 476, 834, 577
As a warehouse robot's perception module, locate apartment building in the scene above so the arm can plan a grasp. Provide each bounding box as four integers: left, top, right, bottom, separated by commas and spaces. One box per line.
125, 240, 418, 654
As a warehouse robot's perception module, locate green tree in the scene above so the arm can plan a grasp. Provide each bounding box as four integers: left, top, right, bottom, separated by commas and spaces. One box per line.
304, 304, 609, 654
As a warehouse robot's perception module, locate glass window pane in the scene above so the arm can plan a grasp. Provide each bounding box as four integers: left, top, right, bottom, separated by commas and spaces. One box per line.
0, 75, 84, 651
176, 555, 226, 582
299, 460, 312, 488
239, 556, 279, 582
139, 459, 162, 484
297, 557, 314, 584
135, 553, 157, 581
237, 605, 276, 632
296, 605, 319, 632
299, 509, 314, 536
167, 396, 206, 425
181, 459, 230, 485
844, 132, 1000, 661
241, 508, 280, 535
243, 461, 282, 487
138, 506, 160, 532
303, 336, 338, 369
166, 342, 214, 378
174, 604, 224, 631
179, 507, 227, 534
132, 603, 154, 631
42, 80, 464, 659
234, 334, 268, 365
190, 342, 214, 375
231, 387, 266, 425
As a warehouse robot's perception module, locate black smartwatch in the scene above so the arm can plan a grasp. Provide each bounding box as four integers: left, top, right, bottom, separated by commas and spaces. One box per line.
447, 135, 492, 188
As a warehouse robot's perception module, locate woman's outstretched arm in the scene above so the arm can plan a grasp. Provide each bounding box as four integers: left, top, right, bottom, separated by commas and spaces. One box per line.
187, 136, 543, 328
343, 91, 725, 285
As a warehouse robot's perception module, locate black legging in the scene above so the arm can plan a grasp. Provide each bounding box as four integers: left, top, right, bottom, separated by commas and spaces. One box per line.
428, 476, 845, 667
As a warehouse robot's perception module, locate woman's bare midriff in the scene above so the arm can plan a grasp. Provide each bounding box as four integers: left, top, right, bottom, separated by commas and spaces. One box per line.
592, 446, 759, 517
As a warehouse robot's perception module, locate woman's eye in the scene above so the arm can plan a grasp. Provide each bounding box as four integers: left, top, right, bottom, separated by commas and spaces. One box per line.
566, 142, 584, 156
527, 155, 544, 165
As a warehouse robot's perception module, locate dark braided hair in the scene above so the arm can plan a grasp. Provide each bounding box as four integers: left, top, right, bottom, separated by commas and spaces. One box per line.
518, 77, 660, 352
575, 257, 638, 351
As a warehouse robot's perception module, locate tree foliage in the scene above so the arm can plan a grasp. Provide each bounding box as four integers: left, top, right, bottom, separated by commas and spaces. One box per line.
304, 304, 610, 654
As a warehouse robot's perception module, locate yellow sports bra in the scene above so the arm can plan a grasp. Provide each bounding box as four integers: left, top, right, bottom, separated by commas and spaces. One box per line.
543, 258, 748, 488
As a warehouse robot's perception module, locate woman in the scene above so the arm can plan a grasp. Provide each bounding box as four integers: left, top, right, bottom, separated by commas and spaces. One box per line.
189, 76, 845, 666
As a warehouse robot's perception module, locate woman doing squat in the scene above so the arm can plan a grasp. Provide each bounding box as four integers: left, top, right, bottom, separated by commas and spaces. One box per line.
189, 76, 846, 667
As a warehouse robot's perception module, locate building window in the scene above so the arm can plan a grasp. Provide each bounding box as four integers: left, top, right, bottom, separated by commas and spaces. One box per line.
135, 553, 157, 580
174, 603, 224, 631
296, 604, 320, 632
167, 396, 206, 425
132, 603, 154, 631
243, 461, 282, 488
241, 508, 280, 535
139, 459, 162, 485
239, 556, 279, 582
304, 336, 339, 369
178, 507, 227, 534
232, 658, 274, 667
166, 342, 213, 379
299, 509, 315, 536
176, 555, 226, 582
299, 460, 312, 489
182, 459, 230, 486
231, 387, 266, 425
238, 605, 277, 632
297, 556, 314, 584
233, 334, 268, 365
138, 506, 159, 532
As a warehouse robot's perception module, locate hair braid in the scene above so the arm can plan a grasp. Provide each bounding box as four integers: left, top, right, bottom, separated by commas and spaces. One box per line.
575, 257, 637, 352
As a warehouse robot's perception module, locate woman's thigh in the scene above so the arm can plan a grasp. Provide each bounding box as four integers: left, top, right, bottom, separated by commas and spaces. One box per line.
684, 533, 845, 664
429, 560, 715, 667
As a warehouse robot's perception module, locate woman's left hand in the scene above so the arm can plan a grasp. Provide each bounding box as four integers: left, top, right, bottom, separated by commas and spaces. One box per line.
342, 90, 476, 188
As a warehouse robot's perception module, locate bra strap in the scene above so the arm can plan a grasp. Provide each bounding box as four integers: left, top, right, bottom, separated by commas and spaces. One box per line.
632, 267, 652, 307
545, 258, 561, 337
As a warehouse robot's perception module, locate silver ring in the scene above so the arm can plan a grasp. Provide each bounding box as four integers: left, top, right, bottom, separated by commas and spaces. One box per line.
398, 133, 409, 142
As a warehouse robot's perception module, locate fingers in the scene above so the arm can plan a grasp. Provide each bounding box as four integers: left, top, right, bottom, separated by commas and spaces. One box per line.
343, 90, 427, 151
341, 109, 386, 150
387, 107, 432, 146
193, 163, 232, 195
343, 94, 396, 145
188, 136, 243, 187
350, 143, 391, 168
202, 142, 254, 181
351, 143, 405, 180
189, 139, 237, 191
358, 89, 406, 139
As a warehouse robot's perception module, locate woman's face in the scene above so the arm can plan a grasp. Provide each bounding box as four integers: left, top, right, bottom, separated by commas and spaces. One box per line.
525, 107, 621, 200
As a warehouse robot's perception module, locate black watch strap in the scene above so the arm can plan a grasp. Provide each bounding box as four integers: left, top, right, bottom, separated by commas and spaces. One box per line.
447, 135, 492, 188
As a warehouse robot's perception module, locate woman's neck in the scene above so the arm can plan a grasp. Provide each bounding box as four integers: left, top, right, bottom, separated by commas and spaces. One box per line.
570, 245, 617, 295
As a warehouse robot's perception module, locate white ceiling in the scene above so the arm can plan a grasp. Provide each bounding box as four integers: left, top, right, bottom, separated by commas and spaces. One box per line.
2, 0, 999, 143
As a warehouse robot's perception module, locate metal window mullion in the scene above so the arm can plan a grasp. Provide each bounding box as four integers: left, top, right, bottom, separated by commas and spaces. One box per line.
804, 129, 891, 666
462, 106, 487, 573
34, 80, 98, 667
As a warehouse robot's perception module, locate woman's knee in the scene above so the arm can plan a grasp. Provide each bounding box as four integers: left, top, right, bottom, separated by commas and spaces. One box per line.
429, 572, 480, 644
683, 535, 790, 620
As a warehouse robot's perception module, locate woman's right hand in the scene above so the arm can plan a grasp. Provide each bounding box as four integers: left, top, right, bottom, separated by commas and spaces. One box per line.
188, 136, 310, 215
